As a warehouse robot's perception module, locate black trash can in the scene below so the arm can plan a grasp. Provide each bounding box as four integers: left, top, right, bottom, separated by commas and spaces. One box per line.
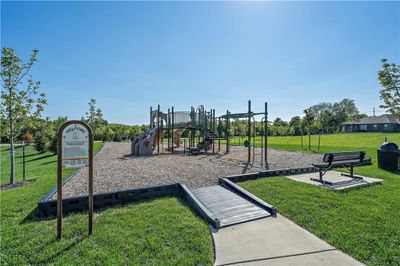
377, 142, 400, 171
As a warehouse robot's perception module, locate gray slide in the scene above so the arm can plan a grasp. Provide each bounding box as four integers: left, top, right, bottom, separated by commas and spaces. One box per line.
131, 128, 160, 156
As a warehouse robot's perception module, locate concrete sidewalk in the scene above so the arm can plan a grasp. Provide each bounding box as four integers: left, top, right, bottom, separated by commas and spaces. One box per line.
212, 215, 364, 266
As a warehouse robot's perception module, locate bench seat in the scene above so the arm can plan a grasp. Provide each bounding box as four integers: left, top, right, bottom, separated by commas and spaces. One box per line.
313, 159, 362, 168
311, 151, 366, 184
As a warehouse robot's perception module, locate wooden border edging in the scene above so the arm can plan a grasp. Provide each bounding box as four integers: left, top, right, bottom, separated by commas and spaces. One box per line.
180, 184, 221, 228
219, 178, 277, 216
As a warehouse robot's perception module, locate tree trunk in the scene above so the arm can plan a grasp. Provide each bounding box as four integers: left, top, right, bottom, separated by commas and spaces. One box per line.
308, 132, 311, 150
301, 134, 303, 149
318, 131, 321, 151
9, 87, 15, 184
9, 137, 15, 184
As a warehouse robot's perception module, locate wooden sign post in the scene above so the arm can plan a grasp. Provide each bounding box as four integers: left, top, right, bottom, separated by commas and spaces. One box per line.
57, 120, 94, 239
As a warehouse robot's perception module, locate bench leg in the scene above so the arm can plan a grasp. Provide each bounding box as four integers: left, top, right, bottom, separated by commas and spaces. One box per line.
340, 173, 363, 180
310, 170, 333, 184
340, 166, 363, 180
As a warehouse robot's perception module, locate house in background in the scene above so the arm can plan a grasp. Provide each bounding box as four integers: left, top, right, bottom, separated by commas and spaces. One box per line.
342, 114, 400, 133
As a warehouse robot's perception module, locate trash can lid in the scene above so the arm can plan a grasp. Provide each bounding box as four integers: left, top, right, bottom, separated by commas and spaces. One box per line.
379, 142, 399, 150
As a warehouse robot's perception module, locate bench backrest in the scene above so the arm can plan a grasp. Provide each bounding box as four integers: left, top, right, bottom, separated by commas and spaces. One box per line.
323, 151, 365, 164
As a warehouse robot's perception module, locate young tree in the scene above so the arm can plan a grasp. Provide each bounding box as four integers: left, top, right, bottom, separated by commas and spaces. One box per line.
303, 108, 315, 150
378, 58, 400, 118
0, 48, 47, 184
82, 98, 107, 135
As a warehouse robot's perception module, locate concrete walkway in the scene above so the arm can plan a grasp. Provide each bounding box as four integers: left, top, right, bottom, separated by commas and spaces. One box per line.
212, 215, 364, 266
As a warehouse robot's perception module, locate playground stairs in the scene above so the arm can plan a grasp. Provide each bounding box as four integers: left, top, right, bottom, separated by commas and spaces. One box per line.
188, 129, 221, 155
204, 129, 219, 140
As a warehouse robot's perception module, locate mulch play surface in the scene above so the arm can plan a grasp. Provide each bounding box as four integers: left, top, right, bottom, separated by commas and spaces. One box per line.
51, 142, 322, 199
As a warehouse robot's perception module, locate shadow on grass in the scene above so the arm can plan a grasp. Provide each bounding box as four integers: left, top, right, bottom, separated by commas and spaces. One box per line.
25, 154, 55, 163
40, 160, 57, 165
34, 234, 87, 264
16, 159, 57, 166
22, 206, 91, 225
22, 204, 93, 225
176, 197, 213, 228
21, 206, 46, 224
23, 196, 180, 225
15, 153, 39, 159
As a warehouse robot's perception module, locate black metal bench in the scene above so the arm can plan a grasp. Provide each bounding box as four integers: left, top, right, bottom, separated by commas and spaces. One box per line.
311, 151, 366, 185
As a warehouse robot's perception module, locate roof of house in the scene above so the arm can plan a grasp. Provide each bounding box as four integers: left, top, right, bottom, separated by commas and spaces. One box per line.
342, 114, 400, 125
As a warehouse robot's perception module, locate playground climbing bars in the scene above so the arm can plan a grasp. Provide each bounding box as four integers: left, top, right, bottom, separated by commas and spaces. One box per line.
144, 101, 268, 168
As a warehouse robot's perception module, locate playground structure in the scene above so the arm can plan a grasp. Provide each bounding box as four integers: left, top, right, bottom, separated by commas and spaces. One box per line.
131, 100, 269, 168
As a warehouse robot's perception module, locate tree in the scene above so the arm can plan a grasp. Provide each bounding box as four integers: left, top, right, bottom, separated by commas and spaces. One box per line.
289, 116, 302, 135
331, 99, 359, 132
0, 48, 47, 184
272, 118, 287, 127
378, 58, 400, 118
231, 119, 246, 136
82, 98, 107, 135
33, 119, 53, 153
346, 113, 368, 122
307, 103, 331, 133
305, 99, 359, 133
303, 108, 315, 150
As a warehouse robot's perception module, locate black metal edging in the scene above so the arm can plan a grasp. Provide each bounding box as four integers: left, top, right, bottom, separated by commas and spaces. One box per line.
40, 168, 83, 203
224, 166, 319, 183
38, 183, 181, 217
180, 184, 221, 228
39, 142, 107, 203
219, 177, 277, 216
223, 163, 372, 184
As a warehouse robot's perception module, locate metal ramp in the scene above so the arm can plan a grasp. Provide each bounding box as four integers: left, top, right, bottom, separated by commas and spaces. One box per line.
190, 185, 272, 227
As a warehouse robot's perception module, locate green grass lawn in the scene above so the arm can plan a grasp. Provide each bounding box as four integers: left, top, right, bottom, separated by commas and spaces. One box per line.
0, 143, 213, 265
238, 133, 400, 265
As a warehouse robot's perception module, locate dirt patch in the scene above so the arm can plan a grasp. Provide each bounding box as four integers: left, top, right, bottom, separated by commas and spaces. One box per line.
1, 179, 36, 190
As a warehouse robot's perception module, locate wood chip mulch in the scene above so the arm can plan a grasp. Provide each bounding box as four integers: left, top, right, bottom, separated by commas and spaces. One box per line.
51, 142, 323, 199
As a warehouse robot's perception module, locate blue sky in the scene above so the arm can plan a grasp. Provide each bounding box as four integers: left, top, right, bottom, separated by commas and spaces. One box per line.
1, 1, 399, 125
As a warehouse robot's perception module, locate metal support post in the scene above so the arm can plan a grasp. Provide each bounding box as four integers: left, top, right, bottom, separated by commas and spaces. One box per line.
157, 105, 160, 154
171, 106, 174, 153
150, 106, 153, 128
248, 100, 251, 162
167, 108, 170, 151
264, 102, 268, 168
